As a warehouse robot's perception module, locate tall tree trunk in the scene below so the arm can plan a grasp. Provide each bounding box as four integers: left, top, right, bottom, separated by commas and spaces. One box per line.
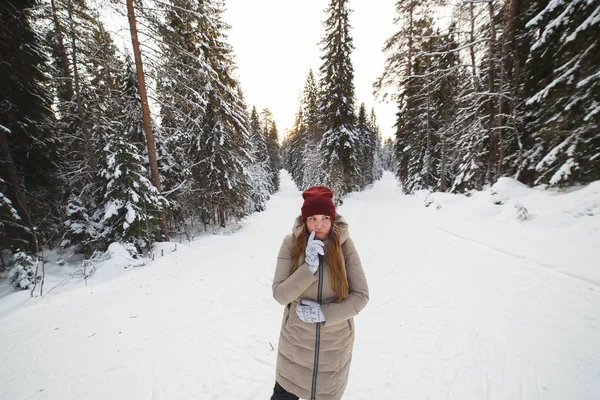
218, 198, 226, 228
440, 124, 449, 192
468, 2, 480, 92
407, 8, 414, 78
487, 0, 499, 184
126, 0, 170, 241
66, 0, 91, 158
508, 0, 524, 178
50, 0, 73, 103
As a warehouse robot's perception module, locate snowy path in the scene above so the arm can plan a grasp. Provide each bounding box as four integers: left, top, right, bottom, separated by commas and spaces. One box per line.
1, 172, 599, 399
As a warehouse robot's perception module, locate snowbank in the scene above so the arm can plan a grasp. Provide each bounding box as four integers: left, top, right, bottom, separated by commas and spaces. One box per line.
421, 178, 600, 284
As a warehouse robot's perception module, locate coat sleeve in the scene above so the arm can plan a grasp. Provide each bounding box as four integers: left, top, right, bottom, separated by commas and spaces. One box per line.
320, 238, 369, 325
272, 234, 318, 305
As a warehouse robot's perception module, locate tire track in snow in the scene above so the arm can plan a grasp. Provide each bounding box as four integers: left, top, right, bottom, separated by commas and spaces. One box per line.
422, 218, 600, 287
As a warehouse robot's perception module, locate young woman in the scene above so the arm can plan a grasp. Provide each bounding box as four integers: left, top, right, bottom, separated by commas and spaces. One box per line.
271, 186, 369, 400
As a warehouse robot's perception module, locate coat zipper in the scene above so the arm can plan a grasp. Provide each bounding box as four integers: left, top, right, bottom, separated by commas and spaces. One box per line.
311, 254, 324, 400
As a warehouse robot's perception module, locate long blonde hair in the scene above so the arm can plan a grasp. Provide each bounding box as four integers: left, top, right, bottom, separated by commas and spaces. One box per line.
290, 221, 349, 302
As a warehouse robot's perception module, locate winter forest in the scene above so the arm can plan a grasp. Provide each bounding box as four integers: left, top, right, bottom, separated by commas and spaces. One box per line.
1, 0, 599, 293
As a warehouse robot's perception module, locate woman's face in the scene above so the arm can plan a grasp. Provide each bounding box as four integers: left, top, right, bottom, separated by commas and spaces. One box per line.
306, 215, 332, 240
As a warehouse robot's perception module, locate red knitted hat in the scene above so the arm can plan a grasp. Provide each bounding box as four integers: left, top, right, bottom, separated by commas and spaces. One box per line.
301, 186, 336, 221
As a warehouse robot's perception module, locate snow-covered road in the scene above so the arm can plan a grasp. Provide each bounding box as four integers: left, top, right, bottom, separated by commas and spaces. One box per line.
1, 171, 599, 399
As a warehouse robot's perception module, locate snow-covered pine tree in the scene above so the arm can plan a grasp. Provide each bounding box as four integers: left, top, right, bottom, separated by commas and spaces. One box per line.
446, 0, 493, 192
8, 251, 38, 290
356, 103, 374, 189
430, 25, 461, 192
282, 108, 308, 190
0, 182, 23, 263
151, 0, 210, 228
376, 1, 439, 192
369, 107, 384, 183
62, 196, 100, 257
524, 0, 600, 186
318, 0, 361, 202
267, 122, 282, 193
260, 108, 282, 193
60, 12, 132, 254
302, 70, 323, 142
95, 65, 168, 252
48, 0, 100, 195
512, 0, 551, 186
0, 0, 59, 251
381, 138, 396, 172
398, 17, 440, 193
247, 106, 272, 212
194, 0, 252, 228
299, 71, 326, 189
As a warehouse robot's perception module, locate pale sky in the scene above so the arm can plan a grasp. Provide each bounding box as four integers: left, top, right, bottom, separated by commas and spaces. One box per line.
222, 0, 398, 141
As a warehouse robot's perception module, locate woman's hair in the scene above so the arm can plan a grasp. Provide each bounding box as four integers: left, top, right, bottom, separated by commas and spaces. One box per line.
290, 221, 349, 302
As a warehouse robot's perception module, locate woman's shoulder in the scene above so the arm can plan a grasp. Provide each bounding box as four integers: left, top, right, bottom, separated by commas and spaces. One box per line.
281, 232, 295, 246
335, 214, 351, 244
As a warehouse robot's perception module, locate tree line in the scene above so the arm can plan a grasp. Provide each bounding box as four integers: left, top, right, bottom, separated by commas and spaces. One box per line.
375, 0, 599, 194
281, 0, 385, 203
0, 0, 281, 280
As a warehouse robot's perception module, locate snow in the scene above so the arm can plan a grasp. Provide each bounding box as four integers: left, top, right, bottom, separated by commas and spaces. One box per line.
1, 171, 599, 399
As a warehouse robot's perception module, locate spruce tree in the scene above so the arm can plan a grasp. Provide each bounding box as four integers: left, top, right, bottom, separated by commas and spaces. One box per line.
97, 132, 168, 252
0, 0, 58, 250
247, 106, 272, 212
260, 109, 281, 193
153, 0, 210, 227
356, 103, 373, 189
284, 108, 309, 189
524, 0, 600, 186
318, 0, 360, 202
369, 108, 384, 183
302, 70, 323, 141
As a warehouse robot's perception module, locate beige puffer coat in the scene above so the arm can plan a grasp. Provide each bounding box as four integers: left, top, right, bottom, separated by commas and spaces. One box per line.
272, 214, 369, 400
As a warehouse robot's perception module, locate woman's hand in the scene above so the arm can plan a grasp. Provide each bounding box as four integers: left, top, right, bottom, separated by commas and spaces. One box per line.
296, 299, 326, 323
305, 231, 324, 274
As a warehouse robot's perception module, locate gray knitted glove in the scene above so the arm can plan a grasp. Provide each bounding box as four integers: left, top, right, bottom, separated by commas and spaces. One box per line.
305, 231, 324, 274
296, 300, 326, 323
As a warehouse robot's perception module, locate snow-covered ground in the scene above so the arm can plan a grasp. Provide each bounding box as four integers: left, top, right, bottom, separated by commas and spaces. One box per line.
1, 171, 599, 399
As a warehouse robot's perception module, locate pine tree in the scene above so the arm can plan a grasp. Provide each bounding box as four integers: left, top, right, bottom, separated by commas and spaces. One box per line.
302, 69, 323, 141
369, 108, 384, 182
247, 106, 272, 212
97, 132, 168, 252
431, 25, 461, 192
396, 17, 439, 193
151, 0, 210, 229
153, 0, 252, 228
356, 103, 374, 189
376, 1, 439, 192
60, 12, 134, 253
449, 1, 490, 192
266, 120, 282, 193
524, 0, 600, 186
62, 196, 100, 257
318, 0, 360, 202
0, 0, 59, 251
95, 65, 168, 252
283, 108, 309, 189
381, 138, 396, 172
199, 1, 253, 227
299, 71, 326, 189
260, 108, 281, 193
